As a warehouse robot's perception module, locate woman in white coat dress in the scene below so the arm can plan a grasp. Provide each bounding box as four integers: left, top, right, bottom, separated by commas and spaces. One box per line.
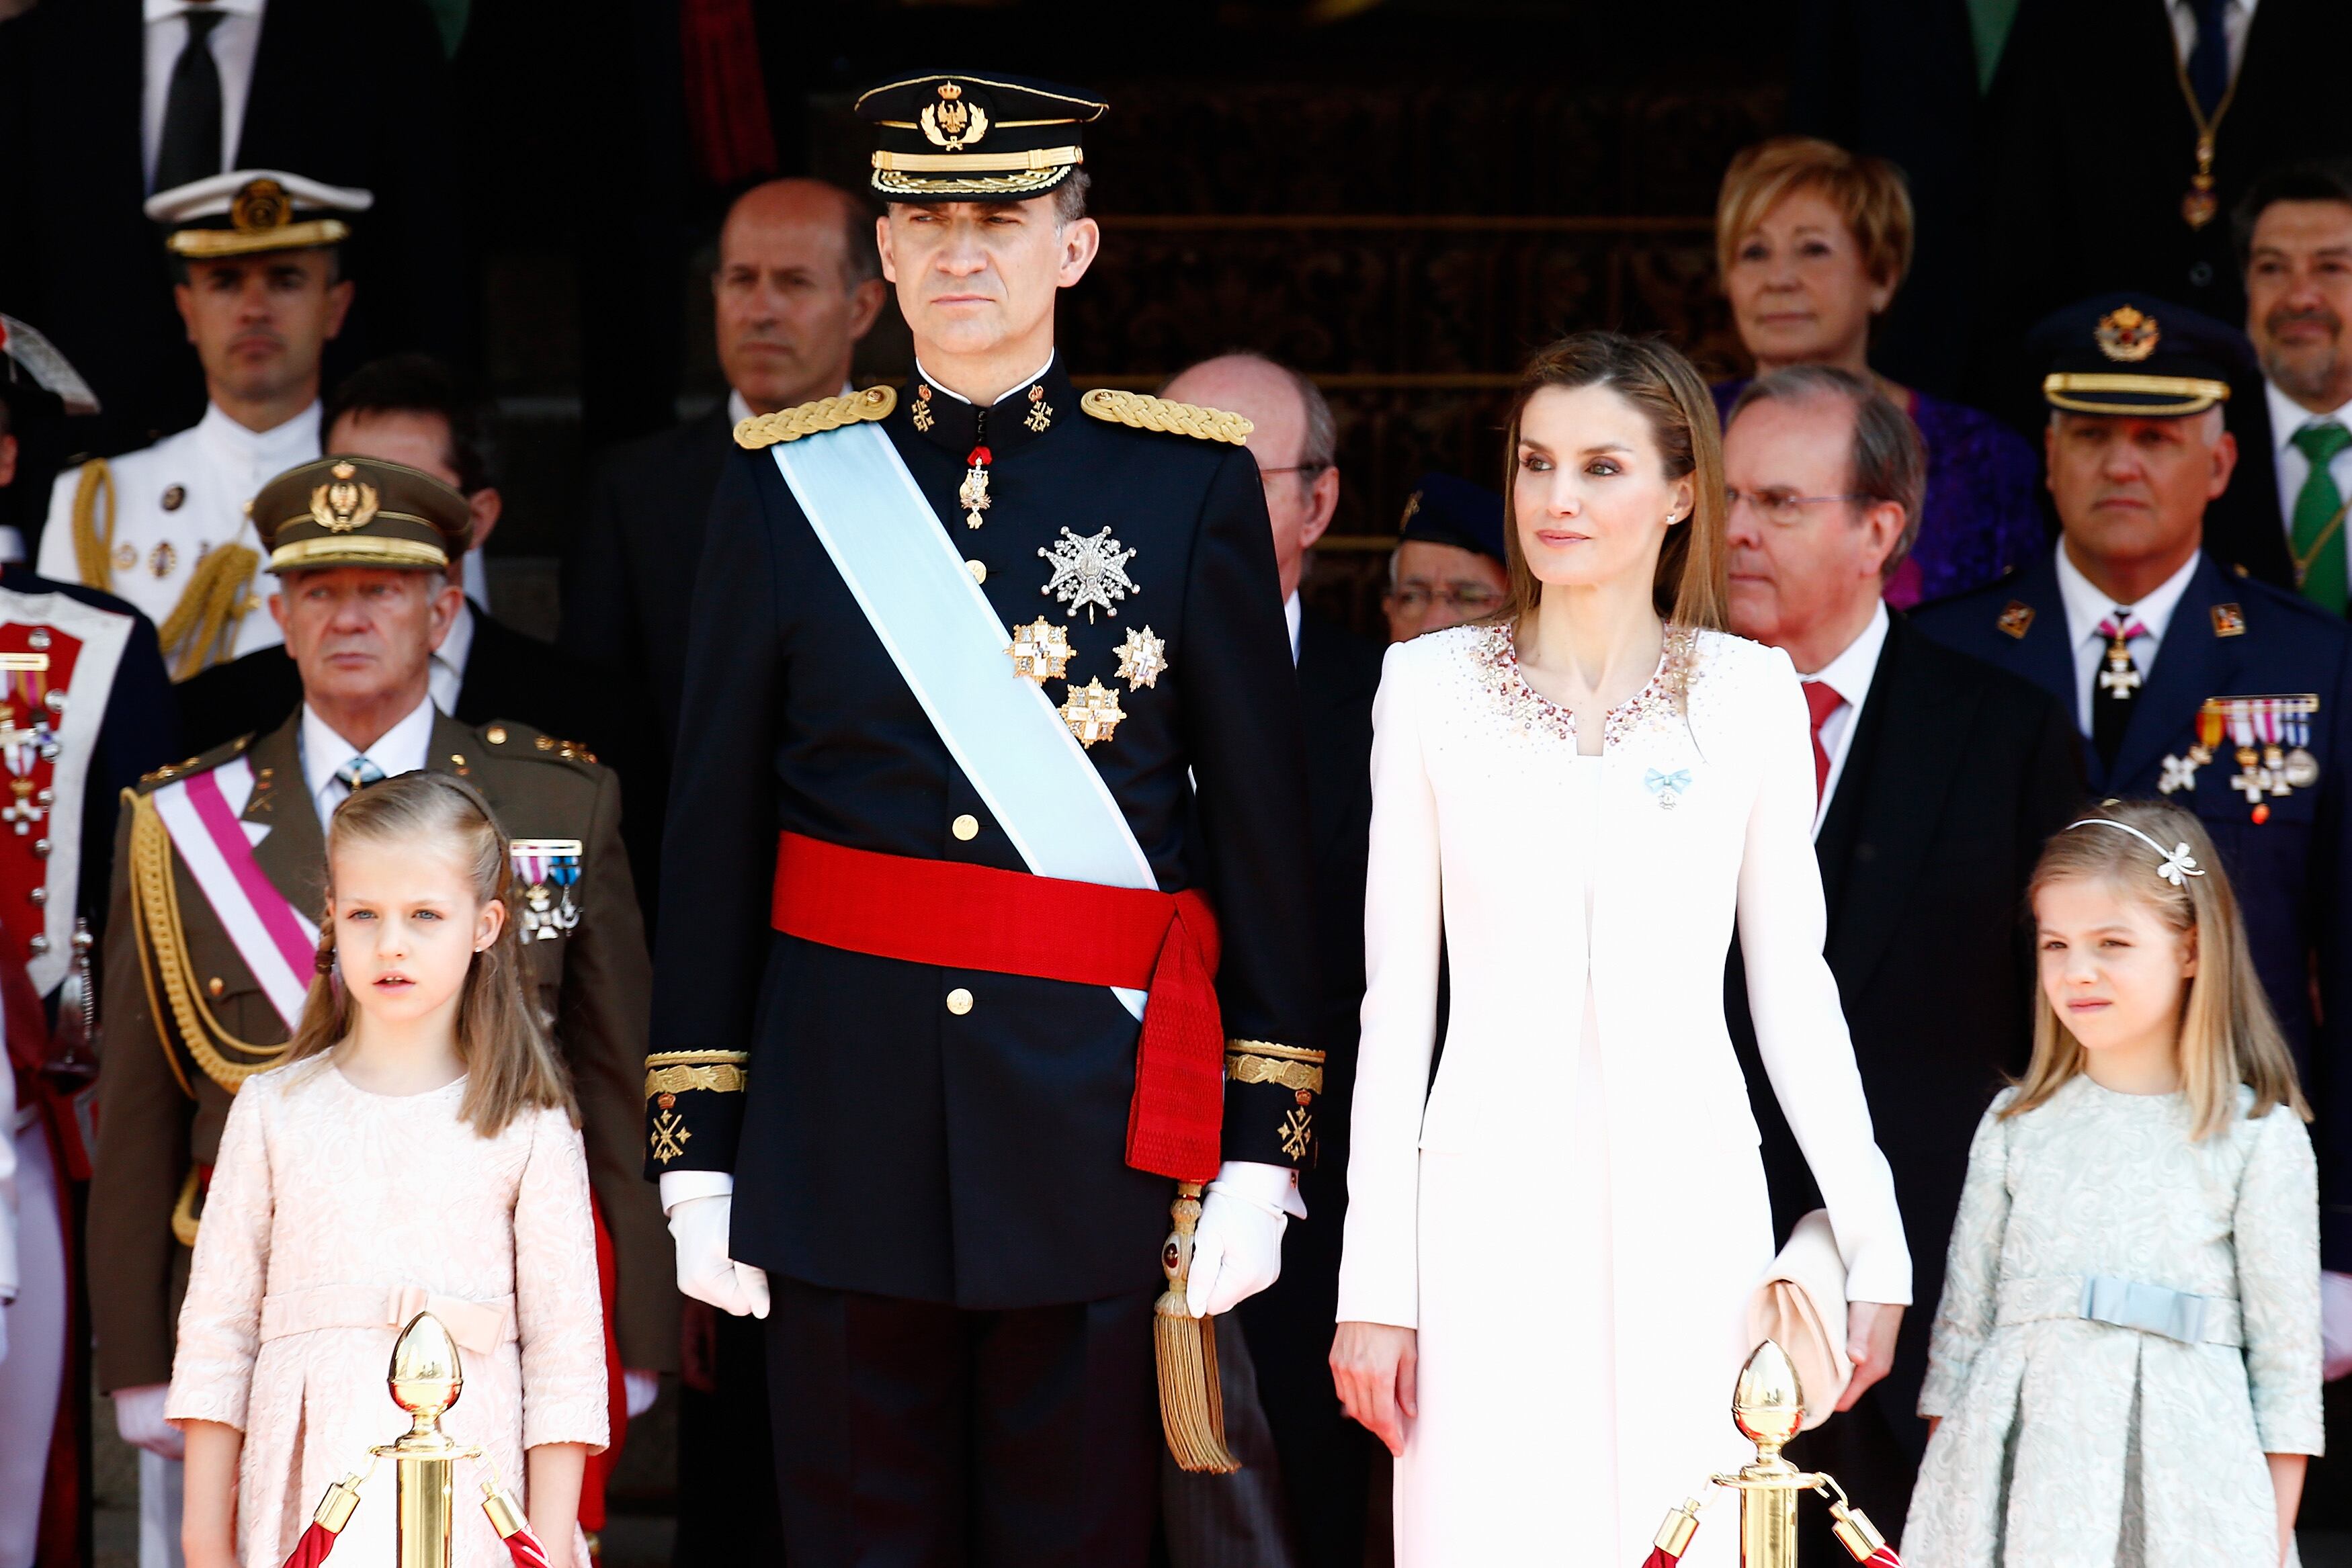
1330, 333, 1912, 1567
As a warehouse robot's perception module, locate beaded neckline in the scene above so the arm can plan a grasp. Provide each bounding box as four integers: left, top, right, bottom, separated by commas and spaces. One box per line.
1472, 621, 1695, 750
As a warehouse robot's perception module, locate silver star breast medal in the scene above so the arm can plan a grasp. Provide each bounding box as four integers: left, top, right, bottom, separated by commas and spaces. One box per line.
1038, 526, 1139, 623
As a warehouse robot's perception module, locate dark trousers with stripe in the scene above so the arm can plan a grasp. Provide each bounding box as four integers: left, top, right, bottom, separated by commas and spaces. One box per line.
765, 1276, 1161, 1567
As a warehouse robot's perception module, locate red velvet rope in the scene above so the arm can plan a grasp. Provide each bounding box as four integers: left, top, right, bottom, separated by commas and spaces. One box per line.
277, 1522, 338, 1568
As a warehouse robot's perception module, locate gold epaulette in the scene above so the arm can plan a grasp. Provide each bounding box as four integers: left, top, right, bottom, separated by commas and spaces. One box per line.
734, 386, 898, 449
1081, 388, 1254, 445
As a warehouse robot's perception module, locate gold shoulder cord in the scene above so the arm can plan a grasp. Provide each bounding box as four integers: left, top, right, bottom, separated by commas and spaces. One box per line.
1080, 388, 1255, 445
734, 386, 898, 449
155, 544, 261, 681
127, 790, 294, 1094
71, 460, 116, 592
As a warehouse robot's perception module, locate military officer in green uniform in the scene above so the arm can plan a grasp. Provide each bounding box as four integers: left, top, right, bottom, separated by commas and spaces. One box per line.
87, 454, 671, 1543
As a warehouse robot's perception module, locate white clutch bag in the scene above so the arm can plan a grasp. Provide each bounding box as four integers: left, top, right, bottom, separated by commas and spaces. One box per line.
1747, 1209, 1851, 1430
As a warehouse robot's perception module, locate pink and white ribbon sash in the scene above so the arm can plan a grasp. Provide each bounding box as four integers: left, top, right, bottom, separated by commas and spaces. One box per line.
149, 756, 318, 1032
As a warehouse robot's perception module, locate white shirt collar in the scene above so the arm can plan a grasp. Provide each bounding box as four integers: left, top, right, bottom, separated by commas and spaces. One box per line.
2265, 377, 2352, 455
1284, 591, 1302, 666
1802, 598, 1890, 699
915, 355, 1057, 407
429, 599, 475, 715
2055, 540, 2201, 651
301, 693, 437, 827
144, 0, 263, 18
196, 398, 321, 464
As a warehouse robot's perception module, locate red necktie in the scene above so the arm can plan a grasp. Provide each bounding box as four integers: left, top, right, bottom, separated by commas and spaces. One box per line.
1802, 679, 1843, 804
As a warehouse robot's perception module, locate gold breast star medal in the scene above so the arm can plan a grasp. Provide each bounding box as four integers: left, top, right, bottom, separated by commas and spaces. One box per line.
1007, 617, 1075, 685
960, 444, 991, 529
1058, 679, 1127, 748
1040, 525, 1139, 623
1114, 625, 1167, 690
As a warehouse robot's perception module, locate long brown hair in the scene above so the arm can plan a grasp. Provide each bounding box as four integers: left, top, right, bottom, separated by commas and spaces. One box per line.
287, 771, 577, 1136
1497, 331, 1729, 631
2009, 800, 2306, 1139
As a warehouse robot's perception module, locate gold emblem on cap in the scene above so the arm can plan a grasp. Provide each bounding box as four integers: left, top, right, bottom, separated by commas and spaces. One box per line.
230, 178, 291, 234
310, 464, 380, 533
921, 81, 990, 150
2095, 306, 2160, 363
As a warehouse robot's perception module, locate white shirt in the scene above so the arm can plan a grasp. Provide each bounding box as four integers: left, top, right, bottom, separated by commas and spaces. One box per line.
1793, 599, 1890, 838
39, 398, 315, 660
2265, 379, 2352, 594
2054, 543, 2201, 736
2166, 0, 2258, 79
1284, 590, 1302, 666
431, 599, 474, 715
300, 693, 435, 828
140, 0, 268, 191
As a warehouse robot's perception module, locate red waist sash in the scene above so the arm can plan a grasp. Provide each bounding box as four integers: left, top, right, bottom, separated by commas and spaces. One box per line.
770, 832, 1225, 1182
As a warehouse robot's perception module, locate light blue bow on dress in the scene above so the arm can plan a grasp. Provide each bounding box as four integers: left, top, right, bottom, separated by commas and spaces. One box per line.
1644, 769, 1691, 795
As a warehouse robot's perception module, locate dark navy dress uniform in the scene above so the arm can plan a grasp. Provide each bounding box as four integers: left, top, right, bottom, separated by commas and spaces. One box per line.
650, 188, 1320, 1568
1915, 552, 2352, 1266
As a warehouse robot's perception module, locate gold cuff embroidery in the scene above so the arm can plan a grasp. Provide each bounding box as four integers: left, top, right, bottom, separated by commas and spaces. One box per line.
644, 1063, 747, 1097
1225, 1039, 1325, 1063
1279, 1106, 1314, 1162
1226, 1053, 1323, 1094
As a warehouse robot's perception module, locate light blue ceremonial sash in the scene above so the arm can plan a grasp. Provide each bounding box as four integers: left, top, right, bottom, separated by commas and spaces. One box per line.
769, 423, 1153, 1016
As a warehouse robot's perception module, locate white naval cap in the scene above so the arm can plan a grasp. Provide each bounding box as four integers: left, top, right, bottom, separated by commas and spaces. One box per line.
144, 170, 374, 259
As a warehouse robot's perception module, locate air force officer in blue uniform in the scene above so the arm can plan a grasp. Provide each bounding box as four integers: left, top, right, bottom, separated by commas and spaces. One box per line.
1915, 296, 2352, 1327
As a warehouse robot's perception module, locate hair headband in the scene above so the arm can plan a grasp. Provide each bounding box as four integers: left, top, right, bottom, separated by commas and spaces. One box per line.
2065, 818, 2206, 887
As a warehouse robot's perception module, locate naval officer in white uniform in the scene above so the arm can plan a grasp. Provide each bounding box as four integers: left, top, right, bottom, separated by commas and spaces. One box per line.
39, 171, 364, 681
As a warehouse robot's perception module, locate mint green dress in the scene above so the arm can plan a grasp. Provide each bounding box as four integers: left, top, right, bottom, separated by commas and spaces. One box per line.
1902, 1078, 2321, 1567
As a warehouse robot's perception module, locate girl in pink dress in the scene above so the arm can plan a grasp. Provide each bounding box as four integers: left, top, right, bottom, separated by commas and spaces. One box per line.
169, 773, 608, 1568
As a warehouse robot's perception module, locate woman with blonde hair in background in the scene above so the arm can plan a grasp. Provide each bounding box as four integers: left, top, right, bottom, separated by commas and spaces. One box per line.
1331, 331, 1910, 1565
1712, 136, 2044, 607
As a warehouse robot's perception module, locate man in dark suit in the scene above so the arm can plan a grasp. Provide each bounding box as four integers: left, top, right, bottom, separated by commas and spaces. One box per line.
173, 355, 623, 782
1974, 0, 2352, 432
1915, 297, 2352, 1413
1720, 365, 2082, 1543
1159, 352, 1383, 1568
0, 0, 466, 453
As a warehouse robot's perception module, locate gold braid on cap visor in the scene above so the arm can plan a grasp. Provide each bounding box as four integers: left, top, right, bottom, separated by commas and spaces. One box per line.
266, 534, 450, 572
2042, 372, 2232, 417
166, 218, 351, 258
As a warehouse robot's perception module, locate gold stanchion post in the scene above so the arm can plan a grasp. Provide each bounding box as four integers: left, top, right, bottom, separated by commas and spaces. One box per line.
374, 1313, 483, 1568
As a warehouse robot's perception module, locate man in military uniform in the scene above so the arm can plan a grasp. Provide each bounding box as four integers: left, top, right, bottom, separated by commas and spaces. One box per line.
649, 73, 1319, 1563
88, 455, 671, 1553
37, 172, 368, 681
1915, 294, 2352, 1366
0, 321, 178, 1568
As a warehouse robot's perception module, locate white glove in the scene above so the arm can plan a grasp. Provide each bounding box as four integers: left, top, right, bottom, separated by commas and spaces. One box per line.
667, 1195, 770, 1319
1184, 1161, 1302, 1318
622, 1368, 661, 1419
2324, 1270, 2352, 1382
113, 1383, 184, 1459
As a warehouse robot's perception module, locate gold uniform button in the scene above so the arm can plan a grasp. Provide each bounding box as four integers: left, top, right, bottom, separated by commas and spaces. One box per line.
966, 560, 987, 584
486, 726, 508, 744
952, 814, 979, 841
207, 976, 226, 998
946, 987, 974, 1016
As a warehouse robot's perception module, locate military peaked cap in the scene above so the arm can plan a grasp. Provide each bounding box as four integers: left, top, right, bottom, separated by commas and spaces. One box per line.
2033, 293, 2255, 418
1399, 471, 1507, 565
147, 170, 373, 260
855, 71, 1106, 202
251, 455, 471, 574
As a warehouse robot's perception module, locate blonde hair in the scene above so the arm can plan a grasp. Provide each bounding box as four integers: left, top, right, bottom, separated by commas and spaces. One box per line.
287, 771, 577, 1136
1497, 331, 1729, 631
2010, 799, 2307, 1139
1715, 136, 1915, 295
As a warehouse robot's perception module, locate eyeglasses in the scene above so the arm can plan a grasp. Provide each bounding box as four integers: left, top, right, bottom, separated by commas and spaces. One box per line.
1386, 584, 1506, 613
1724, 488, 1874, 527
1257, 463, 1331, 486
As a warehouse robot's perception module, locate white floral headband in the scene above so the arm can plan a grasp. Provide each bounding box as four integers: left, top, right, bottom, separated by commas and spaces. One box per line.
2066, 818, 2206, 887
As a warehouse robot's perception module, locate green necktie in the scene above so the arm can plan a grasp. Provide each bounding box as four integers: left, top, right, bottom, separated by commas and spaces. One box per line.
2290, 421, 2352, 615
